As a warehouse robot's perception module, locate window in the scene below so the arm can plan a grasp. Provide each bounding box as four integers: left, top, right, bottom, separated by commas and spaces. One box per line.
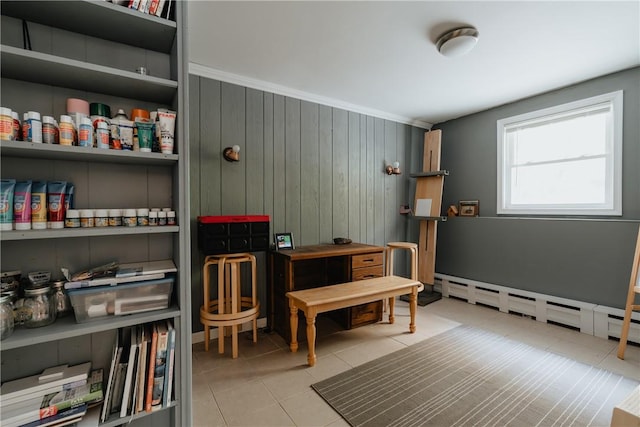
497, 90, 623, 216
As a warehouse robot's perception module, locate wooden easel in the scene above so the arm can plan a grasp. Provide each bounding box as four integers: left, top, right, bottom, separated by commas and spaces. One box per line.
413, 130, 445, 285
617, 225, 640, 359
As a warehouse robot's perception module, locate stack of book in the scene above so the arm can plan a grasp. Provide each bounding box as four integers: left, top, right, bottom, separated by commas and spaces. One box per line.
0, 363, 103, 427
100, 319, 176, 423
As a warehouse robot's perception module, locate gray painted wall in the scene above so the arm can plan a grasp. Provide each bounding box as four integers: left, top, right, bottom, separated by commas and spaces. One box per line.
430, 67, 640, 309
189, 75, 423, 332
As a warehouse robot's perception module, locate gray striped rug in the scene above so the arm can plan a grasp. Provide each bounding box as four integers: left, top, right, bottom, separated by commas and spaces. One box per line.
311, 325, 638, 427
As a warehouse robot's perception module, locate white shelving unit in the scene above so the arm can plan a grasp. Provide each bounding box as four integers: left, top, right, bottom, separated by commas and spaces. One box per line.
0, 1, 191, 426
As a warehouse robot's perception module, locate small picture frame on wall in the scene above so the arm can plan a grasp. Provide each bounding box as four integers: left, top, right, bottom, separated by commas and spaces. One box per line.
274, 232, 295, 250
459, 200, 479, 217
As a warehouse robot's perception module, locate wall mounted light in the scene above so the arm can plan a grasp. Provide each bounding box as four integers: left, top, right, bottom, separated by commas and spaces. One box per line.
386, 161, 401, 175
223, 145, 241, 162
436, 26, 479, 58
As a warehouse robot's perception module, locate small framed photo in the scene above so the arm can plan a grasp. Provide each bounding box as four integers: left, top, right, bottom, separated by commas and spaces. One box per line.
274, 232, 295, 250
459, 200, 479, 217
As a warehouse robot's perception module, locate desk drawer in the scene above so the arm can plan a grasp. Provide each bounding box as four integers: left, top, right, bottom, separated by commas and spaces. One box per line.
352, 253, 383, 269
351, 265, 383, 281
350, 301, 382, 328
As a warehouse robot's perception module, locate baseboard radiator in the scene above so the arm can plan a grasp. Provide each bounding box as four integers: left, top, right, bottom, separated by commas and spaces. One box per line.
435, 273, 640, 346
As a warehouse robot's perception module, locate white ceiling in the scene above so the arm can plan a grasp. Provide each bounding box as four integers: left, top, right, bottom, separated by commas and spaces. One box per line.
187, 1, 640, 128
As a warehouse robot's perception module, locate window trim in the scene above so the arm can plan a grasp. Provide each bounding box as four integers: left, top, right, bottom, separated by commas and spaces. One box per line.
496, 90, 623, 216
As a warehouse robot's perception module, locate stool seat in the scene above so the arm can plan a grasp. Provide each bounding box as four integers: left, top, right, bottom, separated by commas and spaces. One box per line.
387, 242, 418, 249
200, 253, 259, 358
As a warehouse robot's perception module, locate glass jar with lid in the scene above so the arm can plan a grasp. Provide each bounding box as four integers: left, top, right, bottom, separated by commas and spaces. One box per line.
23, 284, 56, 328
51, 281, 72, 317
0, 293, 15, 340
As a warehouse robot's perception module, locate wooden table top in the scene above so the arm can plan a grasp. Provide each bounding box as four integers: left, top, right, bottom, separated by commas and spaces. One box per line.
272, 243, 384, 261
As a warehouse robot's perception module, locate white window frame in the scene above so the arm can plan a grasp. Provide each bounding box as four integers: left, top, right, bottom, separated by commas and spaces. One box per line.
497, 90, 623, 216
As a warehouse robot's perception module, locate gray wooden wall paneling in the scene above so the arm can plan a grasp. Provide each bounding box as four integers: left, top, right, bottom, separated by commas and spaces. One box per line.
300, 101, 320, 246
221, 83, 246, 214
285, 98, 302, 240
318, 105, 333, 244
332, 109, 349, 238
189, 75, 423, 333
246, 88, 265, 214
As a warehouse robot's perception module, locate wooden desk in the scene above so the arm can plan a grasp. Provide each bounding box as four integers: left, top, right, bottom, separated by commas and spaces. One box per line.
287, 275, 424, 366
269, 243, 385, 342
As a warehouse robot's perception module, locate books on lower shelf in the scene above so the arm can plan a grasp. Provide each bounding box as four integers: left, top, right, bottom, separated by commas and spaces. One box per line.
102, 319, 176, 422
0, 363, 92, 408
1, 369, 102, 427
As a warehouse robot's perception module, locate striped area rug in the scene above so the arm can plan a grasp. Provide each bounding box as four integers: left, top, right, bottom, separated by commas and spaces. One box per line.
312, 325, 638, 427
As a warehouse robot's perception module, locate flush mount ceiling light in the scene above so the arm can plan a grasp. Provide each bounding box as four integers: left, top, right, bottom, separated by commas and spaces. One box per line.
436, 26, 479, 58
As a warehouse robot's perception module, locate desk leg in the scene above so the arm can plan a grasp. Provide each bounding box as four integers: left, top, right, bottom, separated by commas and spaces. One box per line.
306, 310, 317, 367
388, 297, 395, 324
289, 303, 299, 353
409, 288, 417, 333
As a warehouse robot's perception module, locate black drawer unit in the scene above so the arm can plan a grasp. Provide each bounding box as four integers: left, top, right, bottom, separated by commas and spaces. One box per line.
197, 215, 270, 255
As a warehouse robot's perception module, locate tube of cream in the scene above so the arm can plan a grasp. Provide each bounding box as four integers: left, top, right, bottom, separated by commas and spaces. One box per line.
47, 181, 67, 229
157, 109, 176, 154
31, 181, 47, 229
65, 183, 75, 211
14, 180, 32, 230
0, 179, 16, 231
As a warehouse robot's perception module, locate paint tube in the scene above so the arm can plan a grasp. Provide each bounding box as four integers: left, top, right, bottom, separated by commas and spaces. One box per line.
157, 109, 176, 154
13, 180, 32, 230
47, 181, 67, 229
0, 179, 16, 231
65, 183, 75, 211
31, 181, 47, 229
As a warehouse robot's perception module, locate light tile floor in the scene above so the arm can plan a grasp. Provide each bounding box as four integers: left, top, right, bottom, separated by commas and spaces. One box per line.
192, 296, 640, 427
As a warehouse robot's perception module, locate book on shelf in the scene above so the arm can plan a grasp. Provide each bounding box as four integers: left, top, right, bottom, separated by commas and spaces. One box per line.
162, 320, 175, 408
0, 363, 91, 408
119, 326, 140, 417
154, 0, 166, 17
100, 334, 122, 423
18, 403, 88, 427
1, 370, 102, 427
134, 324, 151, 414
109, 327, 130, 416
151, 321, 169, 410
144, 323, 159, 412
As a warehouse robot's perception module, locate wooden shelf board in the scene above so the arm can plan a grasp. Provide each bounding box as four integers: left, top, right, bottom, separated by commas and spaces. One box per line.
1, 45, 178, 104
1, 307, 181, 351
1, 140, 178, 165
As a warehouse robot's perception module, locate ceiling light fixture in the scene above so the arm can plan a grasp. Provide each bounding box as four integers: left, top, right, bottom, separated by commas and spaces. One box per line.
436, 26, 479, 58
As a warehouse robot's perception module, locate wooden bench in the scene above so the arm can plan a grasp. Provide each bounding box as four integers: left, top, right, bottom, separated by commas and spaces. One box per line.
286, 275, 424, 366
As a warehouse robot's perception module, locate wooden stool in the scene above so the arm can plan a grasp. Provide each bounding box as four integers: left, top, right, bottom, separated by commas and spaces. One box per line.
200, 253, 260, 358
385, 242, 419, 311
386, 242, 418, 280
617, 226, 640, 360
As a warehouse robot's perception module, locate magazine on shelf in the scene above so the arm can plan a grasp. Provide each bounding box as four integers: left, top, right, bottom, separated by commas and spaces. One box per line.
150, 322, 169, 410
100, 334, 122, 423
1, 370, 102, 426
162, 320, 175, 408
18, 404, 88, 427
0, 363, 91, 407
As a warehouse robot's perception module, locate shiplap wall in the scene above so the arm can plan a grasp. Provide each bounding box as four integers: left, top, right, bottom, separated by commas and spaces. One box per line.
189, 75, 425, 332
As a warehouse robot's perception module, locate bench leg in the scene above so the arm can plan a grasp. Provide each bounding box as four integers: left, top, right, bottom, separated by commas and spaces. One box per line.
306, 311, 317, 367
409, 288, 417, 333
289, 305, 299, 353
388, 297, 395, 324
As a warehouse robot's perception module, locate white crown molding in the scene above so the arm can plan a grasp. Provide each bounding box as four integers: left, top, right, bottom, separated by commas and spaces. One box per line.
189, 62, 432, 130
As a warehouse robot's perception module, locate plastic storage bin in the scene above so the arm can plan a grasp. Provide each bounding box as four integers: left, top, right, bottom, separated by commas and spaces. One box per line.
67, 277, 174, 323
